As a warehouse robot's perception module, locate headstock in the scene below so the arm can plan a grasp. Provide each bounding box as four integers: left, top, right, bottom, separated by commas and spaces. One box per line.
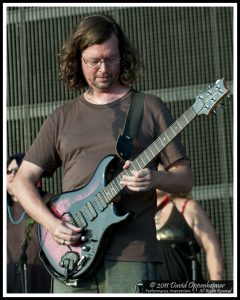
193, 78, 229, 115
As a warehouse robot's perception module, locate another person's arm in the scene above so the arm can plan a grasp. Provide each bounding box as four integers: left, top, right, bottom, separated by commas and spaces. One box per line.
185, 200, 224, 280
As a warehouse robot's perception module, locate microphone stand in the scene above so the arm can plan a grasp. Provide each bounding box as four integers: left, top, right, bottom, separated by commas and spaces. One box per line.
188, 241, 197, 281
171, 241, 198, 281
18, 236, 29, 292
17, 218, 35, 293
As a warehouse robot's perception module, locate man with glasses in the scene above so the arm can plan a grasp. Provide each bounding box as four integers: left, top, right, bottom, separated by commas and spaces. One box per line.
13, 15, 194, 293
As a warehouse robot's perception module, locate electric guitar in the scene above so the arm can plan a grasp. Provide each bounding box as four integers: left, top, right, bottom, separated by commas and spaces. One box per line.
38, 78, 229, 283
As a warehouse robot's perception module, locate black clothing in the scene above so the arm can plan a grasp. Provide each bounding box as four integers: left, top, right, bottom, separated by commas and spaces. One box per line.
7, 190, 51, 293
157, 201, 204, 281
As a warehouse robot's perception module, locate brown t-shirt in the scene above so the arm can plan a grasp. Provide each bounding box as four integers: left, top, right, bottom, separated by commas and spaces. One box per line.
24, 90, 188, 262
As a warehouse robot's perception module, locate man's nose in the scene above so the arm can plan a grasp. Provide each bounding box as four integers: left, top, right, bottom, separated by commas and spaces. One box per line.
98, 60, 108, 71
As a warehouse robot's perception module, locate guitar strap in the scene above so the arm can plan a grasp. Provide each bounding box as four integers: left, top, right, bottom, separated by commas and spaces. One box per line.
116, 90, 145, 160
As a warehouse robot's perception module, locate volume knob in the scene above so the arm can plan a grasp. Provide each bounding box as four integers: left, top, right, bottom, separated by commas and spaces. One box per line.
80, 235, 87, 242
82, 246, 90, 251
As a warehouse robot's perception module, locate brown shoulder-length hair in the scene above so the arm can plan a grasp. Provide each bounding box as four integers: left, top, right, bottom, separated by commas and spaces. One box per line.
58, 14, 143, 91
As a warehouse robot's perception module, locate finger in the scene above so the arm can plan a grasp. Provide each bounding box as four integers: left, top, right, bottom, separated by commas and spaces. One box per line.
59, 221, 82, 237
125, 179, 141, 186
57, 238, 66, 245
58, 238, 75, 246
57, 231, 82, 245
56, 223, 82, 241
61, 235, 81, 245
125, 185, 145, 192
121, 175, 144, 184
131, 170, 142, 178
65, 222, 83, 233
121, 169, 149, 182
122, 160, 132, 169
120, 175, 132, 184
131, 169, 150, 178
125, 179, 152, 191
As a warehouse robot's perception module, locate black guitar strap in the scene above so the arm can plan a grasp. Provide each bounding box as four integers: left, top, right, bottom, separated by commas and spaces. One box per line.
116, 90, 145, 160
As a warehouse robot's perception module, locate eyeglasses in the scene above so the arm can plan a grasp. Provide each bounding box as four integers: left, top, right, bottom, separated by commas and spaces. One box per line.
82, 56, 121, 68
7, 167, 19, 175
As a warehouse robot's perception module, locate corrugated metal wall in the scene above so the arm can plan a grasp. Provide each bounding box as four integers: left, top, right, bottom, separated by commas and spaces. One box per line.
6, 6, 233, 280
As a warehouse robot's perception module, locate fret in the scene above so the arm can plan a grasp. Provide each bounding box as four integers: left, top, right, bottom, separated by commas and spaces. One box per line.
103, 188, 112, 203
99, 196, 108, 208
143, 148, 153, 162
104, 191, 113, 201
115, 173, 123, 186
173, 123, 181, 133
152, 142, 161, 154
94, 196, 105, 211
170, 126, 176, 135
183, 113, 190, 124
124, 169, 133, 177
163, 132, 173, 142
105, 185, 115, 198
112, 180, 121, 193
176, 119, 183, 130
163, 132, 171, 142
136, 153, 148, 169
159, 138, 166, 148
101, 193, 110, 207
135, 155, 145, 169
161, 135, 168, 144
134, 158, 142, 171
148, 146, 155, 157
95, 192, 108, 209
106, 183, 118, 197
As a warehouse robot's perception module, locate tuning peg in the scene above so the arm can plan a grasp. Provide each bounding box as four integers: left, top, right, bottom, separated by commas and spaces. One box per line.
212, 109, 217, 114
227, 94, 231, 99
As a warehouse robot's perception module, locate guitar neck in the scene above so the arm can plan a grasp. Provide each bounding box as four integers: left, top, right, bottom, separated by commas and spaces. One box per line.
100, 105, 197, 204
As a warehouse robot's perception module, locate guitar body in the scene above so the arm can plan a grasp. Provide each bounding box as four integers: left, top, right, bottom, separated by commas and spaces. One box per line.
38, 155, 133, 280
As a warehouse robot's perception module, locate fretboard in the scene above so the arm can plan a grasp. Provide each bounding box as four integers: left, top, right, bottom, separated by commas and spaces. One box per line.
98, 105, 197, 205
